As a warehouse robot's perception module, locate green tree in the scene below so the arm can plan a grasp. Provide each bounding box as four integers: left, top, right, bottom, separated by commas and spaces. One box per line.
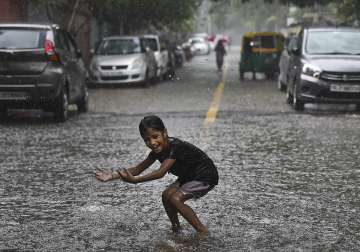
32, 0, 201, 34
212, 0, 360, 26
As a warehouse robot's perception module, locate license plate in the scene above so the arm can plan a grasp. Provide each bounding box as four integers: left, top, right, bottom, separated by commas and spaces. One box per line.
330, 84, 360, 93
0, 91, 28, 100
102, 71, 123, 76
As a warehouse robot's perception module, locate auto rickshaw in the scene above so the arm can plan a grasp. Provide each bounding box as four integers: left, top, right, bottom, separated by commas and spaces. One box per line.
239, 32, 284, 80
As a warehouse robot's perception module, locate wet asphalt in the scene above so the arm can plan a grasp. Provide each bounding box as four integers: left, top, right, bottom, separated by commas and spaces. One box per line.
0, 46, 359, 251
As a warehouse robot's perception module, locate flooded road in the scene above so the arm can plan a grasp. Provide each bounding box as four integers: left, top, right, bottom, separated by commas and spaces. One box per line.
1, 47, 360, 251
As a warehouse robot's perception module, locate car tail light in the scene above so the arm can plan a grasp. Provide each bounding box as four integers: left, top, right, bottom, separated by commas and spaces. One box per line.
44, 39, 60, 62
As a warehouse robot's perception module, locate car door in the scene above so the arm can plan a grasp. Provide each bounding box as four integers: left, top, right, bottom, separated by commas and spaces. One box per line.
142, 37, 160, 76
64, 32, 85, 100
54, 30, 76, 100
159, 38, 169, 74
62, 31, 84, 101
140, 38, 156, 79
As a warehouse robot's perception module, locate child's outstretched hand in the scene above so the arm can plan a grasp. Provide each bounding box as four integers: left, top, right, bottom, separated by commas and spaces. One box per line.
119, 169, 137, 184
95, 170, 113, 182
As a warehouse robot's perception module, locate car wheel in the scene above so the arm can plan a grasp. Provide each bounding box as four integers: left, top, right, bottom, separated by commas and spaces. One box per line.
163, 66, 173, 80
150, 70, 158, 85
77, 85, 89, 113
292, 83, 305, 111
239, 70, 244, 81
158, 67, 165, 82
143, 69, 151, 87
169, 68, 175, 79
286, 86, 293, 105
54, 88, 69, 122
268, 72, 277, 80
0, 105, 7, 118
277, 78, 286, 92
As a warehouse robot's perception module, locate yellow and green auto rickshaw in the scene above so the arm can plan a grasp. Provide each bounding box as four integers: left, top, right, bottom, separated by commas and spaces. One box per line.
239, 32, 285, 80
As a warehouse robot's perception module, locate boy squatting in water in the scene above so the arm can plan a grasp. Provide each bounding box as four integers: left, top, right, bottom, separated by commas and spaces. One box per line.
95, 115, 219, 235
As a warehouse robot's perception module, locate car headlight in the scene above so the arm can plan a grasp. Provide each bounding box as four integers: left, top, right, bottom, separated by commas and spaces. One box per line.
90, 61, 99, 72
132, 58, 144, 69
302, 63, 321, 78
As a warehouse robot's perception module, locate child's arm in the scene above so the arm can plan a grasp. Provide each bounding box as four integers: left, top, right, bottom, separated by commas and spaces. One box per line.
95, 154, 155, 182
119, 158, 175, 184
123, 155, 155, 176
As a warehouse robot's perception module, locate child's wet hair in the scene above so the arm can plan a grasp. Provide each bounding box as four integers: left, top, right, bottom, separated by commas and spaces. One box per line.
139, 115, 165, 138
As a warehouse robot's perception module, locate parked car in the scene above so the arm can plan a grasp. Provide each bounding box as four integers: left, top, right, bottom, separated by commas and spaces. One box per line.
189, 37, 211, 55
0, 23, 89, 121
192, 33, 209, 39
286, 27, 360, 111
142, 34, 170, 80
277, 36, 298, 92
89, 36, 157, 87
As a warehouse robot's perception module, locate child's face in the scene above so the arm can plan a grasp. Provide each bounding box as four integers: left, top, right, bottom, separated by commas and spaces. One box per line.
142, 128, 169, 154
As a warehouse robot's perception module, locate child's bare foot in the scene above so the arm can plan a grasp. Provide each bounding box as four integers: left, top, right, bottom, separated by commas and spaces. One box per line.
196, 229, 209, 239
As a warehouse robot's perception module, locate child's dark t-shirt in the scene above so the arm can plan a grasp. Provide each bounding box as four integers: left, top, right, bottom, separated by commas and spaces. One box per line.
149, 137, 219, 186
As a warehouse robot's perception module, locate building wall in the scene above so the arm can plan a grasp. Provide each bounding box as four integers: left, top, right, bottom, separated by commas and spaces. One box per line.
0, 0, 26, 22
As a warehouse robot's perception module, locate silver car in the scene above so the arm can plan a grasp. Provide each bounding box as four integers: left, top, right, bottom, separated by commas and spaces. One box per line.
89, 36, 157, 86
189, 37, 210, 55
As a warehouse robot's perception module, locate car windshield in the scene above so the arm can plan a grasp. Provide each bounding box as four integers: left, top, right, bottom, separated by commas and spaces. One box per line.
143, 38, 158, 51
97, 38, 142, 55
306, 30, 360, 55
253, 35, 275, 48
191, 38, 205, 44
0, 28, 45, 49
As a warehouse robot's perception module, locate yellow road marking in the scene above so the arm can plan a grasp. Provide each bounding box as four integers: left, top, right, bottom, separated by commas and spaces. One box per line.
204, 65, 227, 125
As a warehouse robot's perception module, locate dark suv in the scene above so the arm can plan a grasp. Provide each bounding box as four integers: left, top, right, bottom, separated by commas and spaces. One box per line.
0, 24, 88, 121
286, 27, 360, 111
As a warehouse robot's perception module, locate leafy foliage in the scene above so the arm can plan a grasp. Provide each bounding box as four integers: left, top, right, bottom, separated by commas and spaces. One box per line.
32, 0, 201, 34
212, 0, 360, 26
237, 0, 335, 7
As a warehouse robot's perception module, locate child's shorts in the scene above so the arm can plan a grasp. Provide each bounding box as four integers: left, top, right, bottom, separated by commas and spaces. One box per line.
170, 180, 215, 199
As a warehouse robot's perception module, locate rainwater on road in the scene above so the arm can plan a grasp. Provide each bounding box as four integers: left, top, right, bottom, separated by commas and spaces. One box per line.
0, 46, 359, 251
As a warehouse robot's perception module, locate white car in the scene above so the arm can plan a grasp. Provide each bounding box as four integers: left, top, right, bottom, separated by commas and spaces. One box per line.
189, 37, 210, 55
89, 36, 157, 86
142, 34, 170, 80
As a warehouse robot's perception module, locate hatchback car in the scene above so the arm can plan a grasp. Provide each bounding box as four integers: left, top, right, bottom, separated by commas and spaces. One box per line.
89, 36, 157, 86
0, 23, 89, 121
189, 37, 210, 55
287, 27, 360, 111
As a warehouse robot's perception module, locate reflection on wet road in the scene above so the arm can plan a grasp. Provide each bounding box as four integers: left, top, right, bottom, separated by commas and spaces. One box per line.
0, 47, 360, 251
